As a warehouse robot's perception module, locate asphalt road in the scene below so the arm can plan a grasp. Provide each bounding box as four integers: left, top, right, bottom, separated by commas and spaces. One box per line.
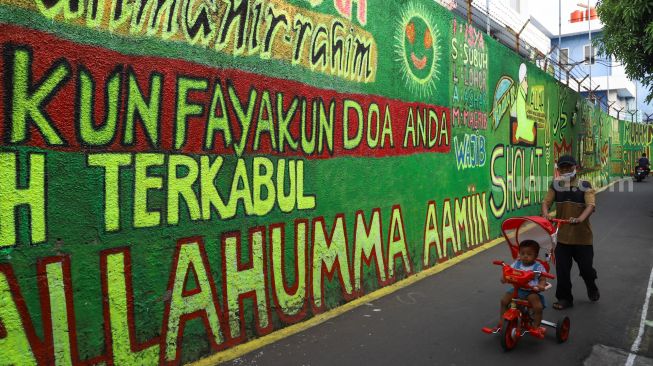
224, 178, 653, 366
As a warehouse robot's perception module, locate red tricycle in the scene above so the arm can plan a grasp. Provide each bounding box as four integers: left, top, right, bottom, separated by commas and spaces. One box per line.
482, 216, 571, 351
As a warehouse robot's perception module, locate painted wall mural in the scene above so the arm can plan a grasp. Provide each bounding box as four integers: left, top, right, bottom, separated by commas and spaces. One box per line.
1, 0, 652, 364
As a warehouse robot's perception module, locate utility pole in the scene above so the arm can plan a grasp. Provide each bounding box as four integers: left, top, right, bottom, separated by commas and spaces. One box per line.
607, 56, 610, 115
486, 0, 490, 34
467, 0, 472, 23
636, 80, 639, 122
576, 1, 593, 107
577, 2, 592, 98
559, 0, 562, 80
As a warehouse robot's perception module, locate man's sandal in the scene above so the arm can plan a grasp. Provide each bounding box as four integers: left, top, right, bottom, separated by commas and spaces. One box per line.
552, 300, 573, 310
588, 287, 600, 302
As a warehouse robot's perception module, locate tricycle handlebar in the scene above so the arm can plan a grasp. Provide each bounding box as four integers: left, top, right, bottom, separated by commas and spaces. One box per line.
492, 259, 555, 287
539, 271, 555, 279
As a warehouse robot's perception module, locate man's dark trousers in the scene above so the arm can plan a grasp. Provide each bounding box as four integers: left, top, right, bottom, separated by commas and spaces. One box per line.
555, 242, 597, 303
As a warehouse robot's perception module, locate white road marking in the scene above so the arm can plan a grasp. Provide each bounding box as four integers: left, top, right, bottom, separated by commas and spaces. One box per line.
625, 266, 653, 366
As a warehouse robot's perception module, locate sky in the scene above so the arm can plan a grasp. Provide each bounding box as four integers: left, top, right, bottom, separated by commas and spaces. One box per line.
525, 0, 599, 34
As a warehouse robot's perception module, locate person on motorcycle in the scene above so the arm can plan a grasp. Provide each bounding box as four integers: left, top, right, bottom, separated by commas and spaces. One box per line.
638, 153, 650, 176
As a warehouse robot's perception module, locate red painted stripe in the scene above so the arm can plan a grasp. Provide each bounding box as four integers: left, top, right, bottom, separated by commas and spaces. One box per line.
0, 24, 450, 158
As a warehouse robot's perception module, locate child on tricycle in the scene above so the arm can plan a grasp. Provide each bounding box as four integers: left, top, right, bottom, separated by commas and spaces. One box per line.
482, 216, 570, 351
498, 240, 548, 337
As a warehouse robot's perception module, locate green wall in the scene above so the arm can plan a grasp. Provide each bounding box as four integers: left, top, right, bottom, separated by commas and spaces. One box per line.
0, 0, 651, 364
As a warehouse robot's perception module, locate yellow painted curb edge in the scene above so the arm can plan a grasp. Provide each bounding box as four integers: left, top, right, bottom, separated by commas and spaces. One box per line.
189, 178, 623, 365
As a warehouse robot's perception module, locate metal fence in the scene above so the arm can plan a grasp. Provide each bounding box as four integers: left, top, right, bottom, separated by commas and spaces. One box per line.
439, 0, 646, 122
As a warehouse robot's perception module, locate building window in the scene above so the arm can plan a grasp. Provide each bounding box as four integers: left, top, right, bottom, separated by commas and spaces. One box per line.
560, 48, 569, 68
584, 45, 596, 64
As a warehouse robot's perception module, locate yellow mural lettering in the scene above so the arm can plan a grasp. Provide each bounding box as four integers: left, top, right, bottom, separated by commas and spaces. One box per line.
310, 25, 328, 71
455, 193, 490, 249
381, 104, 394, 148
253, 157, 276, 216
105, 252, 159, 364
490, 145, 506, 218
404, 107, 444, 148
8, 47, 68, 146
453, 198, 467, 253
134, 153, 165, 228
200, 156, 228, 220
225, 158, 254, 217
260, 3, 289, 59
0, 152, 46, 247
277, 159, 297, 212
175, 77, 208, 150
253, 90, 277, 150
229, 84, 257, 157
44, 261, 73, 366
78, 67, 121, 146
353, 210, 386, 291
343, 99, 364, 149
441, 200, 458, 255
312, 216, 353, 309
439, 111, 450, 146
215, 0, 249, 56
23, 0, 377, 83
205, 80, 232, 150
387, 207, 411, 278
423, 201, 443, 266
180, 0, 217, 45
0, 270, 38, 365
124, 71, 162, 148
224, 229, 270, 338
167, 154, 202, 225
296, 160, 316, 210
317, 99, 336, 154
35, 0, 82, 19
271, 222, 307, 317
300, 99, 316, 154
291, 14, 313, 64
475, 193, 490, 242
403, 108, 416, 148
165, 240, 224, 361
88, 153, 315, 230
366, 102, 380, 148
87, 154, 133, 232
277, 93, 299, 152
490, 145, 544, 218
428, 109, 440, 148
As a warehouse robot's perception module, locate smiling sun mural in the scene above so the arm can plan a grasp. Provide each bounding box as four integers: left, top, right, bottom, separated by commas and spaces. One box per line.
395, 2, 442, 98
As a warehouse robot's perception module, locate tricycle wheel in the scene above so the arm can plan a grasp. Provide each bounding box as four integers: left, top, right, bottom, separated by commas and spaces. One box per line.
501, 318, 519, 351
556, 317, 570, 343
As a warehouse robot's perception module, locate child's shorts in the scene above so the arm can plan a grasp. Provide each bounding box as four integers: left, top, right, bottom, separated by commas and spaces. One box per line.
506, 288, 547, 308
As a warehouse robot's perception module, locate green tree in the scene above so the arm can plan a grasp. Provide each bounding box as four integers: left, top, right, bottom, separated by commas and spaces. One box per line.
596, 0, 653, 102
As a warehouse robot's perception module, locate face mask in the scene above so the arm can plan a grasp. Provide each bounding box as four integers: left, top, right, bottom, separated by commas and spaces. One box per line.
560, 169, 576, 179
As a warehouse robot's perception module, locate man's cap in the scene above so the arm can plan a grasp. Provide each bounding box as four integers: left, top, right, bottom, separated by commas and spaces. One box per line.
557, 155, 577, 167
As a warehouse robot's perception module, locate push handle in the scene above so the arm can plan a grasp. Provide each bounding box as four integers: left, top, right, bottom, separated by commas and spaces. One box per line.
492, 260, 504, 266
550, 218, 570, 224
